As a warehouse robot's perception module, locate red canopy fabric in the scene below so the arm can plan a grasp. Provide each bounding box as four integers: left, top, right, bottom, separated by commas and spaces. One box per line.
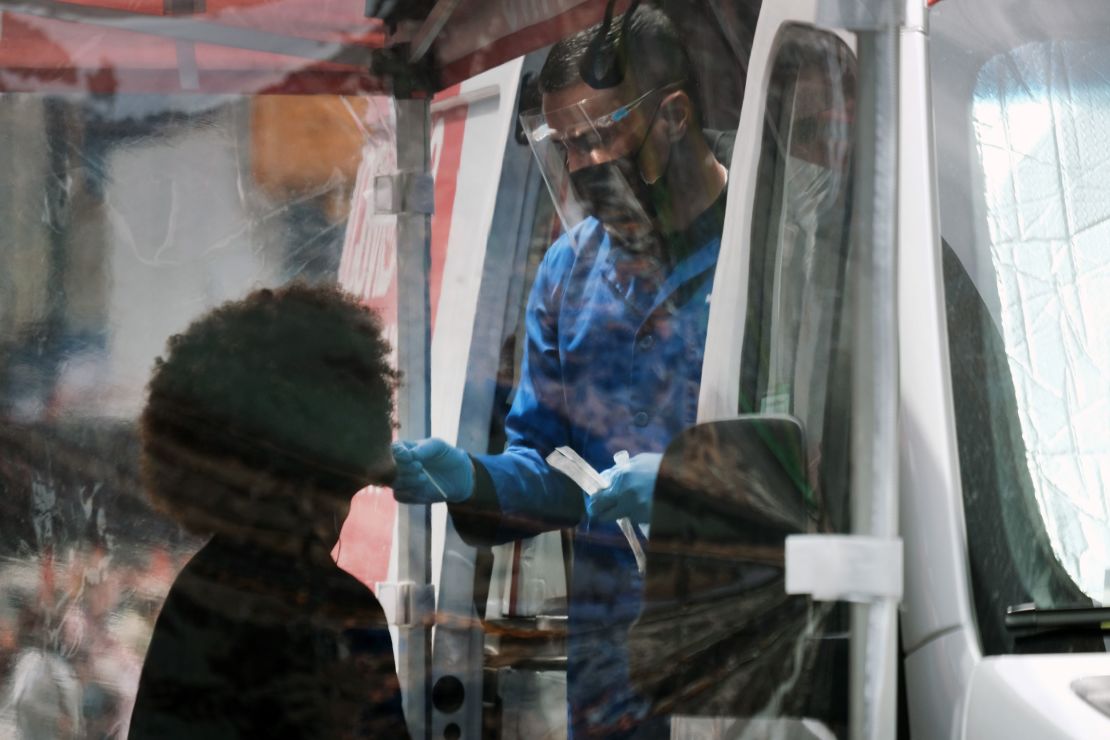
0, 0, 384, 94
0, 0, 622, 94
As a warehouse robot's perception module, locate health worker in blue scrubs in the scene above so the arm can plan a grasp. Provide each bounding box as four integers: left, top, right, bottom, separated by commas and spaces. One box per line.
391, 5, 729, 738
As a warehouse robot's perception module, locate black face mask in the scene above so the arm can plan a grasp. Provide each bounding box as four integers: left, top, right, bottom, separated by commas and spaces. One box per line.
569, 155, 673, 253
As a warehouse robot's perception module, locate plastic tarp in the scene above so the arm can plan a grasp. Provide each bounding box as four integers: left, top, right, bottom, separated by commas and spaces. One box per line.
0, 78, 398, 737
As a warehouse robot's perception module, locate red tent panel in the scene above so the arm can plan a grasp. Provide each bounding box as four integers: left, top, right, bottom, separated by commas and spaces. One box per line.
0, 0, 622, 94
0, 1, 384, 93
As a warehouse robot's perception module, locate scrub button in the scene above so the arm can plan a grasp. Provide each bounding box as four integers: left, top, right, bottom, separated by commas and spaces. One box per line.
638, 335, 654, 351
633, 411, 650, 427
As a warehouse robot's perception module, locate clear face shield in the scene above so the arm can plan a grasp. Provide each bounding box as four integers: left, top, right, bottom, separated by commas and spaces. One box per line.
520, 85, 675, 251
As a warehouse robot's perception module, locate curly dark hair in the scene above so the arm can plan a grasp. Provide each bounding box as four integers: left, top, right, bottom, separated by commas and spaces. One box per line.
140, 283, 397, 537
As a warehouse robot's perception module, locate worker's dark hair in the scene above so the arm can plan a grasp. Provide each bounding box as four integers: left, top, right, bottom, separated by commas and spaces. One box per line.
538, 5, 702, 123
140, 283, 397, 537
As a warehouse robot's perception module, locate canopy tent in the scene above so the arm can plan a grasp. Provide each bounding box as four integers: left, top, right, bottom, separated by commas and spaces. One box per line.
0, 0, 626, 94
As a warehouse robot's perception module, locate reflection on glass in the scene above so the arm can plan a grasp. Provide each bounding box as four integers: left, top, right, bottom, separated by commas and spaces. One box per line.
626, 23, 856, 737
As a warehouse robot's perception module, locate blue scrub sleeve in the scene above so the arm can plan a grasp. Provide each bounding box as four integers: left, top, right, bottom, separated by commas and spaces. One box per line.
448, 240, 587, 546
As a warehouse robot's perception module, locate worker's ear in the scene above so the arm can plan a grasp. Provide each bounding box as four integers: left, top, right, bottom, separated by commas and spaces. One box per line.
658, 90, 692, 142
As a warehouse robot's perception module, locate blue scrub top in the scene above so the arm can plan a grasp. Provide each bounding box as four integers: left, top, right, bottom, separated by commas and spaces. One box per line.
455, 201, 724, 738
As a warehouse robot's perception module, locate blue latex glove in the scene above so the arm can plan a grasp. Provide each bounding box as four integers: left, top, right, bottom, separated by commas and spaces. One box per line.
587, 452, 662, 525
390, 438, 474, 504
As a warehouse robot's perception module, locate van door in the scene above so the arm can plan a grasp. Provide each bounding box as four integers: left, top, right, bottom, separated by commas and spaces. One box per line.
683, 0, 899, 736
335, 57, 539, 739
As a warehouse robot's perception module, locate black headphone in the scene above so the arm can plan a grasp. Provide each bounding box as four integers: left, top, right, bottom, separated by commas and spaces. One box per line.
579, 0, 643, 89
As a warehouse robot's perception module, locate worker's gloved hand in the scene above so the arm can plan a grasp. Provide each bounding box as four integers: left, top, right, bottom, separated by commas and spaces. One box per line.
587, 452, 662, 525
390, 438, 474, 504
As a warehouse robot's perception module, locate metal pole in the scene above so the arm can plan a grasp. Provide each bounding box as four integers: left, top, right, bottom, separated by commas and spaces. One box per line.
394, 95, 434, 740
848, 7, 900, 740
431, 58, 547, 740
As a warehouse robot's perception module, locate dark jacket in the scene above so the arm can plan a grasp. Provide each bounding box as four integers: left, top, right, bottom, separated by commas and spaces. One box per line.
129, 537, 409, 739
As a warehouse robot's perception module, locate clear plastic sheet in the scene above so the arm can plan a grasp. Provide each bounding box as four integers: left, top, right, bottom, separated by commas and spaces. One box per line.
0, 82, 389, 740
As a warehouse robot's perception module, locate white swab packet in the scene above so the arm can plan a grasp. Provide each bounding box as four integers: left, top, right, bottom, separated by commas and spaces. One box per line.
546, 446, 647, 574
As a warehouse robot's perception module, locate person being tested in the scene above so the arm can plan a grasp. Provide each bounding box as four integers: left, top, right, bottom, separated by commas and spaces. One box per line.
130, 284, 410, 739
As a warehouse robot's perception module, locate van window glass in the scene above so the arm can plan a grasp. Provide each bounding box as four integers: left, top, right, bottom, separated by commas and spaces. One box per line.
933, 0, 1110, 654
971, 41, 1110, 602
744, 25, 856, 532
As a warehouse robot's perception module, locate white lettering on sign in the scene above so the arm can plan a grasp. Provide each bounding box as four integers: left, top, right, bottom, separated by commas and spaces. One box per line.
365, 221, 397, 300
429, 115, 446, 184
341, 119, 400, 304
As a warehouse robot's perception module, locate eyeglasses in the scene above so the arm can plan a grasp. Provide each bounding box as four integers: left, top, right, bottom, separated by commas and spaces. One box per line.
535, 84, 677, 163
